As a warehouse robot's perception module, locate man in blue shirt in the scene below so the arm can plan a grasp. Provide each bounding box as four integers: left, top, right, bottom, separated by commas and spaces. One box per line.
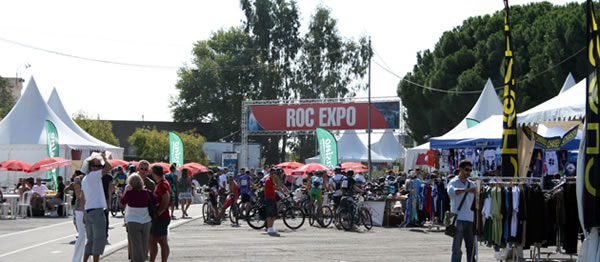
447, 160, 476, 262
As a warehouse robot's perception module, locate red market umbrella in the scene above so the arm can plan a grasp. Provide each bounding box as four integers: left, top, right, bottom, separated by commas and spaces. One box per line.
28, 157, 72, 173
341, 162, 368, 173
0, 160, 32, 172
109, 159, 128, 168
151, 162, 171, 173
274, 161, 304, 175
291, 163, 331, 177
178, 163, 209, 174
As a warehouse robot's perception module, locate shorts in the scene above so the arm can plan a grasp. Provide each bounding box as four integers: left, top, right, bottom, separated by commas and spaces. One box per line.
150, 218, 170, 237
264, 198, 277, 218
223, 194, 238, 208
241, 193, 251, 203
209, 194, 218, 207
309, 188, 322, 204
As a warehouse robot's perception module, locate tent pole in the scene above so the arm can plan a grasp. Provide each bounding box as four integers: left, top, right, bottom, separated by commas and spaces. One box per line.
367, 37, 372, 181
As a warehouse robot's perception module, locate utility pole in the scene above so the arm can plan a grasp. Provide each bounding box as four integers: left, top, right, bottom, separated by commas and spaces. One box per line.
367, 37, 372, 181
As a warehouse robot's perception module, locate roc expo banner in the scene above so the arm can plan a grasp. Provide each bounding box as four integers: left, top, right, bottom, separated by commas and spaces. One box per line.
45, 120, 59, 185
169, 132, 184, 166
501, 0, 519, 177
247, 102, 400, 131
316, 128, 338, 168
583, 0, 600, 229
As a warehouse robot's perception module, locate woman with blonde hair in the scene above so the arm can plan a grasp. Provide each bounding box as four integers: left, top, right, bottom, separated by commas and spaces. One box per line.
120, 174, 155, 262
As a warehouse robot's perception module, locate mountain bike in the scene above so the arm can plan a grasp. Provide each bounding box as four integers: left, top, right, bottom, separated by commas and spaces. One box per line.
110, 188, 124, 217
336, 194, 372, 231
246, 194, 305, 230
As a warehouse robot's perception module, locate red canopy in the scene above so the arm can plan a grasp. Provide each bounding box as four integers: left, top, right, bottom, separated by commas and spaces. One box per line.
178, 163, 209, 175
109, 159, 128, 168
28, 157, 72, 173
341, 162, 368, 173
291, 163, 331, 177
0, 160, 32, 172
151, 162, 171, 173
274, 161, 304, 175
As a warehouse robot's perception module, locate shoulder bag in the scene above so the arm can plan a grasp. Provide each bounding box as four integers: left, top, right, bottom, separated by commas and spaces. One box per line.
147, 191, 159, 218
444, 182, 470, 237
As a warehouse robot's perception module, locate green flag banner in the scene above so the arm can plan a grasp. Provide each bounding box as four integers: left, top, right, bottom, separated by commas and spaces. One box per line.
501, 0, 518, 177
45, 120, 59, 186
583, 0, 600, 229
169, 132, 184, 166
316, 127, 338, 168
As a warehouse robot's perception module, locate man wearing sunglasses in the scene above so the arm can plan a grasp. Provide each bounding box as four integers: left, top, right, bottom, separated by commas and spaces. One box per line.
137, 160, 155, 191
447, 160, 477, 262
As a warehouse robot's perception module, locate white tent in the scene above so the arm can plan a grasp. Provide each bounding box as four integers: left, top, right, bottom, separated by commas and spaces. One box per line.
306, 130, 393, 163
47, 88, 123, 159
0, 78, 119, 186
429, 115, 503, 149
371, 129, 405, 161
518, 78, 584, 126
559, 72, 576, 94
404, 78, 503, 171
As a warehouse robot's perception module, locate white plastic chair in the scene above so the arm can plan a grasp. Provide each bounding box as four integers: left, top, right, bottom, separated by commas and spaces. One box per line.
17, 191, 33, 218
0, 192, 11, 219
61, 194, 72, 217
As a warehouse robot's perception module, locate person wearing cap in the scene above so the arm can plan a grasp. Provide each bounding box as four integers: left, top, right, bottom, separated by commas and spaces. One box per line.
264, 168, 279, 236
82, 151, 113, 262
328, 165, 345, 211
149, 164, 171, 262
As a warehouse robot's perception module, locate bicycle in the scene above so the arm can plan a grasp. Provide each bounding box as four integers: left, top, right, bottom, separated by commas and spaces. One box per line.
110, 188, 124, 217
202, 191, 220, 224
306, 193, 333, 228
336, 194, 373, 231
228, 196, 243, 225
246, 194, 305, 230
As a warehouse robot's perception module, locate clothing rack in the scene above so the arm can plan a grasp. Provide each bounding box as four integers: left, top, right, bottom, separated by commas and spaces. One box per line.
469, 176, 542, 262
540, 177, 578, 261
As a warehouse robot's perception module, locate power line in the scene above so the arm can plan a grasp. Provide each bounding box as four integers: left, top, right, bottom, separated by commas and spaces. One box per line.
373, 46, 586, 94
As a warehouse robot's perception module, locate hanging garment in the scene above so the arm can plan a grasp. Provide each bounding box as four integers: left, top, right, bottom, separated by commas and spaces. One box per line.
482, 187, 493, 242
491, 186, 503, 246
482, 149, 497, 175
544, 151, 559, 176
563, 183, 579, 254
511, 186, 520, 238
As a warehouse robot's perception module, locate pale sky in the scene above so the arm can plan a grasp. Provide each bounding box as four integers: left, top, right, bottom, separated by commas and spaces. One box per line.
0, 0, 580, 122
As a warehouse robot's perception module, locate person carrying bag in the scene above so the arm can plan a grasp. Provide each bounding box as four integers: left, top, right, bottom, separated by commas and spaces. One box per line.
447, 160, 477, 262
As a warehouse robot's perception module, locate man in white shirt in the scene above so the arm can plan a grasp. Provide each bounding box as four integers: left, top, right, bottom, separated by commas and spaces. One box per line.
82, 151, 113, 262
32, 178, 48, 196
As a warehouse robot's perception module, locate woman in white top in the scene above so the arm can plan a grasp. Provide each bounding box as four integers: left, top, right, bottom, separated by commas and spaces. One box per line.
120, 174, 155, 262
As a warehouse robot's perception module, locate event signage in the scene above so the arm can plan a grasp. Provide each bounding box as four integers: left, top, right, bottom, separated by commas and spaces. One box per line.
45, 120, 59, 186
316, 128, 338, 168
583, 0, 600, 229
522, 125, 579, 151
501, 0, 519, 177
169, 132, 184, 166
247, 102, 400, 131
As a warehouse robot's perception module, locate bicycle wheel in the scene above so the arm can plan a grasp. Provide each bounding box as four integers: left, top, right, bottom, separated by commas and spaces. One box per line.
321, 206, 333, 228
202, 202, 208, 222
282, 206, 305, 230
110, 198, 117, 217
308, 204, 315, 226
338, 208, 353, 231
246, 206, 266, 230
360, 207, 372, 230
229, 202, 240, 224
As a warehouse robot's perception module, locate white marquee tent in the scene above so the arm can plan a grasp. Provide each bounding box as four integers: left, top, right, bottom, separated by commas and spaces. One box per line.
518, 77, 584, 126
0, 78, 123, 186
306, 130, 394, 164
404, 78, 503, 172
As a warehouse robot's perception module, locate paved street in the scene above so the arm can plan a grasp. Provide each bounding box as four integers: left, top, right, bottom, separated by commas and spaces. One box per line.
0, 204, 578, 262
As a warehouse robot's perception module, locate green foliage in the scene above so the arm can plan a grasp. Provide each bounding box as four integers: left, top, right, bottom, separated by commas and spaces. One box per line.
171, 0, 370, 164
73, 112, 120, 146
127, 127, 208, 164
0, 77, 15, 119
398, 2, 589, 144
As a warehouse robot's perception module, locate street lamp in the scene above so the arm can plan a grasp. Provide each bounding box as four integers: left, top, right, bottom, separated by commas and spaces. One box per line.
15, 63, 31, 97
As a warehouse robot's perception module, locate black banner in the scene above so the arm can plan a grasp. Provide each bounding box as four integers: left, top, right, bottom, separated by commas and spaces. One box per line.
501, 0, 518, 177
584, 0, 600, 230
522, 125, 579, 151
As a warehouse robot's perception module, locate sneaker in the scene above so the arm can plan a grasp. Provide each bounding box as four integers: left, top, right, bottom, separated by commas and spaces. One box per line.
49, 211, 58, 217
267, 231, 280, 237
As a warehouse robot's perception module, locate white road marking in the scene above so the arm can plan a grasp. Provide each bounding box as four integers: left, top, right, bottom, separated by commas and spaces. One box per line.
0, 221, 72, 238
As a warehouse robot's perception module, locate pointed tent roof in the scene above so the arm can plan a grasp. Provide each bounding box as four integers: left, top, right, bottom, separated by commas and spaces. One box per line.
372, 129, 405, 160
517, 79, 585, 126
446, 78, 503, 134
337, 130, 390, 162
0, 77, 104, 149
559, 72, 576, 94
47, 88, 120, 149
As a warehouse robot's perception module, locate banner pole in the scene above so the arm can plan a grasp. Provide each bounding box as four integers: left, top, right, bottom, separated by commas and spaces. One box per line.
368, 37, 372, 181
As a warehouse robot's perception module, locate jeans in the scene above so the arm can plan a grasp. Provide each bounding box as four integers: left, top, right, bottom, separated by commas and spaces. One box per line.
451, 220, 475, 262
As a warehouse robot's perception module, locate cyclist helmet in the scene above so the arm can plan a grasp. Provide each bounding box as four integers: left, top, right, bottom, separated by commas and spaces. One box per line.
346, 169, 354, 176
226, 172, 234, 178
315, 170, 324, 176
334, 164, 342, 173
276, 167, 285, 174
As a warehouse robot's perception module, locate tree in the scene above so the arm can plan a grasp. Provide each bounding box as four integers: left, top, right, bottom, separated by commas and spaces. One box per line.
398, 2, 589, 144
127, 127, 209, 164
73, 112, 120, 146
0, 77, 15, 119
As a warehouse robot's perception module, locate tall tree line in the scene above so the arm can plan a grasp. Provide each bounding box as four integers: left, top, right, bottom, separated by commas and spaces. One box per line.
171, 0, 370, 164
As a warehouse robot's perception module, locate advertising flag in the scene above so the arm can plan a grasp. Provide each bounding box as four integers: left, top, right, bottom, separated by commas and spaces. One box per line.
583, 0, 600, 229
316, 128, 338, 168
169, 132, 184, 166
45, 120, 59, 185
501, 0, 519, 177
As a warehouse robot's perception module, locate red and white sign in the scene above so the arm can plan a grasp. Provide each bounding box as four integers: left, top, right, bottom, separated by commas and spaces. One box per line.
248, 102, 399, 131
